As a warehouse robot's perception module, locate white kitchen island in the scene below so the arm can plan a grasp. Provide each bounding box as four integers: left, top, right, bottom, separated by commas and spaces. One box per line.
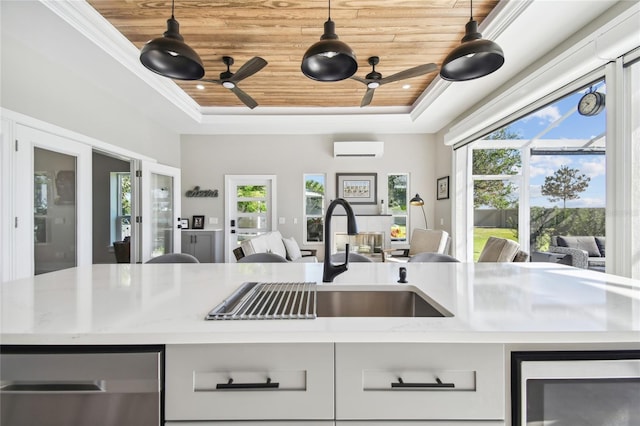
1, 262, 639, 425
2, 262, 638, 345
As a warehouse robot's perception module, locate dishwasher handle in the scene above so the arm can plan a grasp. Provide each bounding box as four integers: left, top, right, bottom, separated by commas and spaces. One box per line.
1, 380, 105, 393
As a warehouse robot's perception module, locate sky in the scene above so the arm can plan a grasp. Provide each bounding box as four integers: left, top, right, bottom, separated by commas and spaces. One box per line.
509, 81, 606, 208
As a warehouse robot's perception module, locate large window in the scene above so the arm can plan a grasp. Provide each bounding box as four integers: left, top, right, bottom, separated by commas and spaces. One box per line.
388, 173, 408, 243
304, 174, 325, 243
469, 79, 606, 259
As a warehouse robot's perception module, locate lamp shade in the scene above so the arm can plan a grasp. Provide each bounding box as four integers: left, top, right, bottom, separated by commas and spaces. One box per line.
439, 19, 504, 82
140, 16, 205, 80
410, 194, 424, 206
301, 19, 358, 82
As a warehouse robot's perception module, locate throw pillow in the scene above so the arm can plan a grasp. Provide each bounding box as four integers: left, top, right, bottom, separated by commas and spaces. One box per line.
282, 237, 302, 261
595, 237, 606, 257
266, 231, 288, 258
556, 236, 601, 257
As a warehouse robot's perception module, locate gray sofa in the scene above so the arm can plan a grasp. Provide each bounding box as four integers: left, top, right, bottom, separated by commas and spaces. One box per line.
549, 236, 605, 271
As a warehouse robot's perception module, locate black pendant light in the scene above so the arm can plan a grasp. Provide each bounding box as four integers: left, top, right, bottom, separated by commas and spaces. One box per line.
140, 0, 205, 80
440, 0, 504, 82
301, 0, 357, 82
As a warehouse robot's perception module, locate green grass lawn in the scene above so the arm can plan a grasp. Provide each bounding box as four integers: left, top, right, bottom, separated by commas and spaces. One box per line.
473, 227, 518, 261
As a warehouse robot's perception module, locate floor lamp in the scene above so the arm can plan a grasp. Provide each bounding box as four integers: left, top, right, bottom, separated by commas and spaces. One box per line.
410, 194, 428, 229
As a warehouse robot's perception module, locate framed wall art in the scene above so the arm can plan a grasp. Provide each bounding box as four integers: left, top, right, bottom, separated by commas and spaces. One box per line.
437, 176, 450, 200
192, 215, 205, 229
180, 218, 190, 229
336, 173, 377, 205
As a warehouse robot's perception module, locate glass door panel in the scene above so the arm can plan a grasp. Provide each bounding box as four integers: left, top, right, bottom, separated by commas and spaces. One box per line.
141, 162, 181, 262
150, 173, 174, 257
526, 378, 640, 424
473, 179, 520, 261
236, 185, 268, 243
33, 148, 77, 275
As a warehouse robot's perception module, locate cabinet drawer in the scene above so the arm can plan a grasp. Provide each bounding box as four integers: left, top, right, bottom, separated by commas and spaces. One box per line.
165, 343, 334, 421
168, 422, 334, 426
335, 343, 504, 420
336, 422, 505, 425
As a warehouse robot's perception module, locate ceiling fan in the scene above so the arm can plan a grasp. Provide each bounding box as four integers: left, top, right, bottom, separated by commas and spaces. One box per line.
200, 56, 268, 109
351, 56, 438, 107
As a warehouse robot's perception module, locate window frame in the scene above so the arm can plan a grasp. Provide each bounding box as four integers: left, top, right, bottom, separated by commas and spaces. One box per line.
387, 173, 409, 244
456, 72, 609, 262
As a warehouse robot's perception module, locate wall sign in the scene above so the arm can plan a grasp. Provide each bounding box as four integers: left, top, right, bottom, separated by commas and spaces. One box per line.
185, 186, 218, 198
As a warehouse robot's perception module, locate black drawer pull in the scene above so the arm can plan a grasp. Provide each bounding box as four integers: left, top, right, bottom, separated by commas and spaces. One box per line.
216, 377, 279, 390
391, 377, 455, 388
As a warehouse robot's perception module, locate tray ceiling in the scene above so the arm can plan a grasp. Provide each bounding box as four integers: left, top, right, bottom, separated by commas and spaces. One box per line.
86, 0, 499, 110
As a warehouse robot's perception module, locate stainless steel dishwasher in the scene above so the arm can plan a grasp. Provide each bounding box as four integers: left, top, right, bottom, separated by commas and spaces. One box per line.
0, 345, 163, 426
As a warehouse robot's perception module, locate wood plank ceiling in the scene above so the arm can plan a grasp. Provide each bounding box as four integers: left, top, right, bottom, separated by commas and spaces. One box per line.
87, 0, 499, 109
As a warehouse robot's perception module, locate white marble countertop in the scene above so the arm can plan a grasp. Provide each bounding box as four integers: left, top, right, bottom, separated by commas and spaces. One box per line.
1, 262, 639, 346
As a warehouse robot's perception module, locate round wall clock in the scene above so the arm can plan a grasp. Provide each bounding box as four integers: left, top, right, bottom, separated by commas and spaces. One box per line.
577, 91, 605, 116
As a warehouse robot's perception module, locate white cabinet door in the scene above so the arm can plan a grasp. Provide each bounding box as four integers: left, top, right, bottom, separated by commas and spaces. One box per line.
165, 343, 334, 421
335, 343, 505, 421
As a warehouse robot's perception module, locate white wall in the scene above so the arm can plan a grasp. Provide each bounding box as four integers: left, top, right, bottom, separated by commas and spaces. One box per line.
434, 131, 454, 233
180, 134, 443, 257
0, 17, 181, 167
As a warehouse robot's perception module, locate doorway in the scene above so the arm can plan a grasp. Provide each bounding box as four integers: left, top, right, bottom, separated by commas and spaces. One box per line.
225, 175, 277, 262
92, 151, 131, 264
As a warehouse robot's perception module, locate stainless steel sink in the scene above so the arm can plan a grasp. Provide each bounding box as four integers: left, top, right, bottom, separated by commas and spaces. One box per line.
205, 282, 451, 320
316, 286, 451, 318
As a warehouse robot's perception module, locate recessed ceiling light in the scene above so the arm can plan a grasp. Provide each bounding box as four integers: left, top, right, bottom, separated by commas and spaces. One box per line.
196, 84, 205, 90
402, 84, 411, 90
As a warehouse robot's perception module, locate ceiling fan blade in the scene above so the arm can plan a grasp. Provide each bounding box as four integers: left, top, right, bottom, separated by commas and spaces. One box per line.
350, 75, 369, 85
230, 85, 259, 109
200, 78, 222, 85
229, 57, 268, 83
379, 63, 438, 85
360, 87, 375, 107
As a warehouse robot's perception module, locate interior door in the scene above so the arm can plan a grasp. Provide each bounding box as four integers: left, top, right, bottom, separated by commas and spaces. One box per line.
140, 161, 181, 263
225, 175, 277, 262
15, 124, 92, 278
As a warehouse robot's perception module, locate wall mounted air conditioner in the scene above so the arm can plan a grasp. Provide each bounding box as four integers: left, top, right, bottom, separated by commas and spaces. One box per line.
334, 141, 384, 158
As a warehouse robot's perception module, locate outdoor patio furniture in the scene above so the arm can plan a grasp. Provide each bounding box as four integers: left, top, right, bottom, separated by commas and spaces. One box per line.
549, 236, 605, 271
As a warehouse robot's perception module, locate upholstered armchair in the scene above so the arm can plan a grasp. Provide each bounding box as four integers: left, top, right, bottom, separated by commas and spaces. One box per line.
478, 236, 528, 262
383, 229, 451, 262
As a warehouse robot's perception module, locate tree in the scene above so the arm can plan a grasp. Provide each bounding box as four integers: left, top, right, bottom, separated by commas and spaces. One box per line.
472, 127, 522, 209
388, 174, 407, 212
541, 165, 590, 209
305, 179, 324, 195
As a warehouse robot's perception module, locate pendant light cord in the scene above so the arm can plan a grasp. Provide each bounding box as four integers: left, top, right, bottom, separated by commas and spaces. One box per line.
469, 0, 473, 20
328, 0, 332, 22
171, 0, 175, 19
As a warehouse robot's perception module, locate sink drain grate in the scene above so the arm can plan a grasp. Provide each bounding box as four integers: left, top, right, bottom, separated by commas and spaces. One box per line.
205, 282, 317, 320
